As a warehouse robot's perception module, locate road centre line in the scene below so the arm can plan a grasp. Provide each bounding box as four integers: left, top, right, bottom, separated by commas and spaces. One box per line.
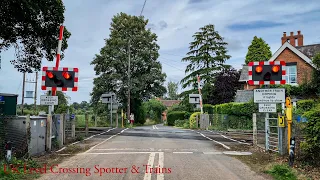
199, 133, 230, 150
144, 152, 156, 180
157, 152, 164, 180
172, 152, 193, 154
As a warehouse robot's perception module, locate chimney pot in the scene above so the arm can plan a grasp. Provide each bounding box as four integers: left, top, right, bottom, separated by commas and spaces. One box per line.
290, 32, 294, 36
283, 32, 286, 37
297, 30, 301, 35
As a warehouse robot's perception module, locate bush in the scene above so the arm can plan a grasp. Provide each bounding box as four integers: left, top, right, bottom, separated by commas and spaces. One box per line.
213, 101, 256, 117
203, 104, 214, 114
189, 112, 201, 129
174, 119, 186, 127
167, 111, 186, 126
297, 99, 318, 111
301, 109, 320, 165
266, 164, 297, 180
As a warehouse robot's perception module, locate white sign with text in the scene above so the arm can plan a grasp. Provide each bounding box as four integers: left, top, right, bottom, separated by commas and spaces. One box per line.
259, 103, 277, 112
254, 88, 285, 103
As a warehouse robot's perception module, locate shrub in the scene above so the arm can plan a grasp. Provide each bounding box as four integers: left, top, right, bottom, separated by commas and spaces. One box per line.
203, 104, 214, 114
174, 119, 186, 127
300, 109, 320, 165
266, 164, 297, 180
297, 99, 318, 111
189, 112, 201, 129
167, 111, 186, 126
183, 120, 190, 129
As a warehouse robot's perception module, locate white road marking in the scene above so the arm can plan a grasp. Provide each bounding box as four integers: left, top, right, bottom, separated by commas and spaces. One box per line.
172, 152, 193, 154
144, 152, 156, 180
199, 133, 230, 150
84, 128, 128, 153
80, 152, 154, 155
157, 152, 164, 180
206, 130, 251, 145
93, 148, 152, 151
203, 152, 223, 155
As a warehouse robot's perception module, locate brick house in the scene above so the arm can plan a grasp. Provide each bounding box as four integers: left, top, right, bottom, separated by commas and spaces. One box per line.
158, 99, 181, 121
239, 31, 320, 90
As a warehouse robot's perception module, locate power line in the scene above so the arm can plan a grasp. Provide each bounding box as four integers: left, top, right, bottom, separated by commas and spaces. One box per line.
159, 58, 185, 72
160, 52, 186, 58
140, 0, 147, 16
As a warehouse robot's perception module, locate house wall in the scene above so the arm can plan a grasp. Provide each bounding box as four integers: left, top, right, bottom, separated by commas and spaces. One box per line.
274, 48, 313, 84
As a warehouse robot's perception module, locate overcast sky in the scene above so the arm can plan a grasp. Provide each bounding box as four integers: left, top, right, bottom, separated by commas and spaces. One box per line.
1, 0, 320, 105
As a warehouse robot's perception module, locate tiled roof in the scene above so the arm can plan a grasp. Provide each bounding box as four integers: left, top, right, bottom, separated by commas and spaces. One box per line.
159, 100, 181, 107
239, 65, 249, 82
234, 90, 253, 102
296, 44, 320, 59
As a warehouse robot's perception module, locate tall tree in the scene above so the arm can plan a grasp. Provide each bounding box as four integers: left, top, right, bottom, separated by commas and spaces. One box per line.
245, 36, 272, 64
167, 81, 178, 100
0, 0, 71, 72
91, 13, 167, 124
180, 24, 231, 98
203, 67, 242, 105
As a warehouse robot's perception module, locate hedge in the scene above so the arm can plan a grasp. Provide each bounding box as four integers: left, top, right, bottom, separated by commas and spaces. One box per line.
167, 111, 187, 126
297, 99, 318, 111
212, 101, 257, 117
189, 112, 201, 129
203, 104, 214, 114
301, 108, 320, 165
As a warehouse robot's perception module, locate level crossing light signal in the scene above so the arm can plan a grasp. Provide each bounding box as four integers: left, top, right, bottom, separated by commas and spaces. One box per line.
248, 61, 286, 85
41, 67, 79, 91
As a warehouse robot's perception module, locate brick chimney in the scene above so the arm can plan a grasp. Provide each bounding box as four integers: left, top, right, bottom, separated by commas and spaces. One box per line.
281, 31, 303, 47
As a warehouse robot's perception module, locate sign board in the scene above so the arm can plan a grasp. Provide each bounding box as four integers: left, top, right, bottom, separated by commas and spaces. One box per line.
40, 95, 58, 105
278, 116, 285, 127
259, 103, 277, 112
108, 104, 119, 110
254, 88, 285, 103
101, 93, 116, 104
189, 94, 200, 104
71, 114, 75, 119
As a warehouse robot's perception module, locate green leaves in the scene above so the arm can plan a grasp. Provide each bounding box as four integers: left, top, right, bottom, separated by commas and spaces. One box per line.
0, 0, 71, 72
245, 36, 272, 64
91, 13, 166, 114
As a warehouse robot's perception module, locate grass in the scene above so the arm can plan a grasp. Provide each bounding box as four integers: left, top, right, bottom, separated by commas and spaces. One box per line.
266, 164, 297, 180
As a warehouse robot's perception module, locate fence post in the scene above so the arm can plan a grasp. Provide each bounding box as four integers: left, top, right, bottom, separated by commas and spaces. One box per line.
72, 118, 75, 138
26, 115, 31, 158
253, 113, 257, 146
59, 114, 64, 148
46, 114, 52, 151
85, 113, 89, 137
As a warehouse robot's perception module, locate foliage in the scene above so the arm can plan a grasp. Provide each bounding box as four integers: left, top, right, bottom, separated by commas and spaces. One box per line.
270, 84, 318, 99
266, 164, 297, 180
202, 67, 242, 105
132, 99, 146, 125
0, 0, 71, 72
245, 36, 272, 64
189, 112, 201, 129
301, 108, 320, 166
311, 52, 320, 95
0, 158, 40, 179
90, 12, 167, 116
180, 24, 231, 101
167, 111, 187, 126
166, 81, 179, 100
203, 104, 214, 114
143, 99, 167, 123
174, 119, 187, 127
297, 99, 318, 112
213, 101, 257, 117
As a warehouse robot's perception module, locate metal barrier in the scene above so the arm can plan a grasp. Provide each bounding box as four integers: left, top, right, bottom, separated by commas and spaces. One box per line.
265, 117, 279, 152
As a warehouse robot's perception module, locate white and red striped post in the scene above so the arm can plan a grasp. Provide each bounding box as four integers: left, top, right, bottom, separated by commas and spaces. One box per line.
197, 75, 203, 114
52, 25, 64, 96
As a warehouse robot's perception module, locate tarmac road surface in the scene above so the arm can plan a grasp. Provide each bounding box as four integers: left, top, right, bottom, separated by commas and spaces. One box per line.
38, 124, 266, 180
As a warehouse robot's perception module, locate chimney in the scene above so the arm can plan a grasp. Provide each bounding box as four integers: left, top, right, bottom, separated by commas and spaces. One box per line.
289, 32, 295, 46
297, 30, 303, 46
281, 32, 287, 45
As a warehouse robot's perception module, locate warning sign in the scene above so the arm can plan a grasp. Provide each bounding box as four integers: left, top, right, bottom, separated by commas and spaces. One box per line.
259, 103, 276, 112
278, 116, 285, 127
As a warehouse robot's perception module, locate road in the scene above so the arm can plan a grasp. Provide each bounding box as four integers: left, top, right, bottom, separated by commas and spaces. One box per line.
39, 125, 266, 180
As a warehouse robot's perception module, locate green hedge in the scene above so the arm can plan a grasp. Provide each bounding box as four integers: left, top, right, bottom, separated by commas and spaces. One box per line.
189, 112, 201, 129
174, 119, 187, 127
301, 108, 320, 165
297, 99, 318, 111
203, 104, 214, 114
167, 111, 187, 126
212, 101, 257, 117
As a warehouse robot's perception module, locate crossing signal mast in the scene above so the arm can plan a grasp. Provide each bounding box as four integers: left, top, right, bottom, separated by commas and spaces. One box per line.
248, 61, 286, 85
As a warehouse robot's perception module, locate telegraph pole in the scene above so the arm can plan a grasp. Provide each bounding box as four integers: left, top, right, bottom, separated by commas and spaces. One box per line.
127, 39, 131, 125
21, 73, 26, 114
34, 71, 38, 112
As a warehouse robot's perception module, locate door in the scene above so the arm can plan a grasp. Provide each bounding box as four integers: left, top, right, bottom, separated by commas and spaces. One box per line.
37, 119, 46, 154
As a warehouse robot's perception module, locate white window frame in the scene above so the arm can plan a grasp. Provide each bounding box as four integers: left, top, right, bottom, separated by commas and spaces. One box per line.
283, 65, 298, 86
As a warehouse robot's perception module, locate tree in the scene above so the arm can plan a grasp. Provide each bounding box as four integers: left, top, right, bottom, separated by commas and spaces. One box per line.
90, 13, 167, 122
245, 36, 272, 64
167, 81, 178, 100
0, 0, 71, 72
203, 67, 241, 105
311, 52, 320, 96
143, 99, 167, 123
180, 24, 231, 99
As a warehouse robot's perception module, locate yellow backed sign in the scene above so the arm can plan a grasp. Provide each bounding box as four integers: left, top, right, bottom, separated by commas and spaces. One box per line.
278, 116, 285, 127
286, 97, 292, 108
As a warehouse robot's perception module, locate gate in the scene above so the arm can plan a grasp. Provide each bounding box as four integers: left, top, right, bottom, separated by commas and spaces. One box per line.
265, 118, 279, 152
199, 114, 209, 129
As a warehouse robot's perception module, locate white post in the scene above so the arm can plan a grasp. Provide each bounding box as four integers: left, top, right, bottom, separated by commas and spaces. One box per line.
197, 75, 203, 114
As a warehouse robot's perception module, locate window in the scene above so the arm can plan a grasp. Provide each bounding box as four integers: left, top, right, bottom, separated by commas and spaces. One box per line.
283, 65, 297, 85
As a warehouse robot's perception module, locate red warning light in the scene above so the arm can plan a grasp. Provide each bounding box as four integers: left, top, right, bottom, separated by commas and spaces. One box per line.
62, 72, 71, 80
272, 65, 280, 73
47, 71, 54, 79
255, 66, 263, 73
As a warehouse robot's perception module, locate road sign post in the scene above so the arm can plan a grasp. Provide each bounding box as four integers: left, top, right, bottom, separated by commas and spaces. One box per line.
101, 93, 118, 127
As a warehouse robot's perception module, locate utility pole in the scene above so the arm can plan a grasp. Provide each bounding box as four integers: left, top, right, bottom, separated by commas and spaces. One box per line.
21, 73, 26, 114
34, 71, 38, 112
127, 39, 131, 124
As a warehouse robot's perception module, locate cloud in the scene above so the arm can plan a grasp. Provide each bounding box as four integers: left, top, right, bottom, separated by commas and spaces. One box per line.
227, 21, 285, 31
1, 0, 320, 104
